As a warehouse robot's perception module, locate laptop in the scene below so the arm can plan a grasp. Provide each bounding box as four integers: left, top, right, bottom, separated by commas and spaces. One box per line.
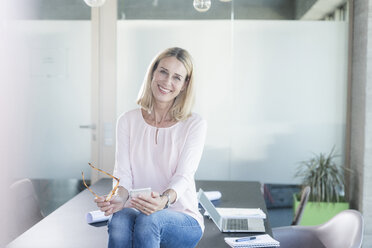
197, 189, 266, 233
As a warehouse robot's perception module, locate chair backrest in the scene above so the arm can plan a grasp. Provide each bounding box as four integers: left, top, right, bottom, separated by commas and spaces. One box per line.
291, 185, 310, 225
273, 209, 364, 248
9, 178, 44, 241
317, 209, 363, 248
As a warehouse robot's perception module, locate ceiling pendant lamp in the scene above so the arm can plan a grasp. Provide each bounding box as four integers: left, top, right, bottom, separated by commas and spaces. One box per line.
84, 0, 106, 8
193, 0, 211, 12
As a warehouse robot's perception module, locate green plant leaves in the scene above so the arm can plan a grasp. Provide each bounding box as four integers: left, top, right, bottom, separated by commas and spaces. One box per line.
295, 147, 347, 203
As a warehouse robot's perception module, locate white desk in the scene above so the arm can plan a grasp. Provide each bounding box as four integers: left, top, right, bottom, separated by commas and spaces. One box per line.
7, 179, 271, 248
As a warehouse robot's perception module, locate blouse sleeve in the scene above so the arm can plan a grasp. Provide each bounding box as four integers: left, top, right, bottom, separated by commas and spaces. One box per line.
112, 114, 133, 191
168, 118, 207, 202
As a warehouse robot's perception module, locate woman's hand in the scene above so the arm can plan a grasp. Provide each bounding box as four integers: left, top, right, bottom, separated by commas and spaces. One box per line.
94, 186, 129, 216
130, 191, 167, 215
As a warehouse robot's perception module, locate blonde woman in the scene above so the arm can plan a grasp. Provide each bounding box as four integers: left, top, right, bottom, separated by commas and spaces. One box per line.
95, 47, 207, 248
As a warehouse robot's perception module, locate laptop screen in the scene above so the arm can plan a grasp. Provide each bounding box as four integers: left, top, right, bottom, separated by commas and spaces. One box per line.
198, 189, 221, 225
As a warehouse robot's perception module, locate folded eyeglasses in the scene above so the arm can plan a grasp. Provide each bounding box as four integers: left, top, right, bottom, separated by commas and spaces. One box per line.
82, 162, 120, 202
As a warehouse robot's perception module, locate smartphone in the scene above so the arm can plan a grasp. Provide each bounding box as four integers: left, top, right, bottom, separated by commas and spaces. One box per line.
129, 187, 152, 198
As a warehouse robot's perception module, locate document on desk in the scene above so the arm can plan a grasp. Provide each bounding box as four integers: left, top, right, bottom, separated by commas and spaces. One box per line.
204, 191, 222, 201
224, 234, 280, 248
216, 208, 266, 219
86, 210, 111, 224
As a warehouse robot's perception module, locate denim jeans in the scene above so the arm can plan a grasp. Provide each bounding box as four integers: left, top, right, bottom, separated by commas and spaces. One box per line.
108, 208, 202, 248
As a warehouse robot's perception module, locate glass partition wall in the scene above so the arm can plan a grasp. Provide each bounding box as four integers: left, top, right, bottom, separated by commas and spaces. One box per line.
5, 1, 94, 226
116, 0, 349, 184
9, 1, 92, 179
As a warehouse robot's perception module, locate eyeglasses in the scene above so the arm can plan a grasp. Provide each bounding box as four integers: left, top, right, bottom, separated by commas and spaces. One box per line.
81, 162, 120, 202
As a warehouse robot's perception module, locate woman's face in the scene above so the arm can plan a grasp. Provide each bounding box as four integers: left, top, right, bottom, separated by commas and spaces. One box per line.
151, 56, 188, 106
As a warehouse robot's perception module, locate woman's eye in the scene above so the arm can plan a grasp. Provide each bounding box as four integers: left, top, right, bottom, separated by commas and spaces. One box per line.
160, 69, 167, 74
174, 76, 181, 81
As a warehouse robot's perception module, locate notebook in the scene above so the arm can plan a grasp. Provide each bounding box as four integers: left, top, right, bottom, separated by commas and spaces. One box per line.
197, 189, 266, 233
224, 234, 280, 248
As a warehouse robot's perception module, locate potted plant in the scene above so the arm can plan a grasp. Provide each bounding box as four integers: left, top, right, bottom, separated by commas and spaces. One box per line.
293, 147, 350, 226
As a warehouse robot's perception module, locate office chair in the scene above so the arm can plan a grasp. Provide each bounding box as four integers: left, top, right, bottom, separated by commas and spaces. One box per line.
9, 178, 44, 240
291, 185, 311, 225
272, 209, 363, 248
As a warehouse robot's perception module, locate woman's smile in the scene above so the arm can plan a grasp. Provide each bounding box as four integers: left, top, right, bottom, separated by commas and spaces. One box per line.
158, 85, 172, 94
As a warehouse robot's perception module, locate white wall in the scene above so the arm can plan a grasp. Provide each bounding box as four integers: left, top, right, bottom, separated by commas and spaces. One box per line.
117, 20, 348, 184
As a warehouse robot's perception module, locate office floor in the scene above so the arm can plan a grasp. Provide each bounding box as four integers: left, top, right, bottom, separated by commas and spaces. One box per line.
31, 179, 296, 228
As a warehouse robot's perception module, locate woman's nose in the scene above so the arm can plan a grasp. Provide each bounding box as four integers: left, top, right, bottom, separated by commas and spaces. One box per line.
164, 75, 173, 86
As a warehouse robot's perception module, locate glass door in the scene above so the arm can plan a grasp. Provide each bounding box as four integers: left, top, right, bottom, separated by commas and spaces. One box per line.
9, 2, 93, 180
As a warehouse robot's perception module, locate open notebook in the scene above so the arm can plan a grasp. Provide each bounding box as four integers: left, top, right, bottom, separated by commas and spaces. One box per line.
224, 234, 280, 248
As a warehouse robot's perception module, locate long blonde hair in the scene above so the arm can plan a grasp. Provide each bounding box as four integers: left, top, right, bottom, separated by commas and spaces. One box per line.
137, 47, 195, 121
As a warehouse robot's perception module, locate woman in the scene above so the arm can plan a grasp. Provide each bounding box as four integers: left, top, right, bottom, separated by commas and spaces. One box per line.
95, 47, 207, 248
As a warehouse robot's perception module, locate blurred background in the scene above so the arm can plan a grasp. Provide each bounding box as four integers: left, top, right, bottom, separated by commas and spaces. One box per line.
4, 0, 349, 181
3, 0, 370, 246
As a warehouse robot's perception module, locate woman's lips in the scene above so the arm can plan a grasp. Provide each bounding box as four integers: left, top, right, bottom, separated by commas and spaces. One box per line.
158, 85, 171, 94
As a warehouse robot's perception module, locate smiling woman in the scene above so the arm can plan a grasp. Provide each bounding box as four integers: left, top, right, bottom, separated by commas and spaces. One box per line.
94, 47, 207, 248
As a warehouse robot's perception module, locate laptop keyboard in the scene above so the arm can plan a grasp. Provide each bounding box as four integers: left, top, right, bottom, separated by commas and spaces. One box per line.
226, 219, 249, 230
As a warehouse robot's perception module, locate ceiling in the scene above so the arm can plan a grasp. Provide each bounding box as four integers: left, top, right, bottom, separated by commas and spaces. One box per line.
10, 0, 347, 20
118, 0, 295, 20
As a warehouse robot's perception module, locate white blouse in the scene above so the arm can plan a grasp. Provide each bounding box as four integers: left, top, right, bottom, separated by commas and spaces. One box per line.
113, 108, 207, 231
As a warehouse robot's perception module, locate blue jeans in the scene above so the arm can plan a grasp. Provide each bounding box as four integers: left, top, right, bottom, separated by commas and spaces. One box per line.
108, 208, 202, 248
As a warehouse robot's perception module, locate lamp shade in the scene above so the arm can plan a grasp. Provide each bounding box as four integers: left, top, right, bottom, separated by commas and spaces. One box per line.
193, 0, 211, 12
84, 0, 106, 7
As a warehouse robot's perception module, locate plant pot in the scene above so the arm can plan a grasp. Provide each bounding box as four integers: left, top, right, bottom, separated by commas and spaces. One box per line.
293, 194, 349, 226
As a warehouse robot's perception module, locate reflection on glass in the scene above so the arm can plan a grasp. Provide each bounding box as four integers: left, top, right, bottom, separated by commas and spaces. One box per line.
193, 0, 211, 12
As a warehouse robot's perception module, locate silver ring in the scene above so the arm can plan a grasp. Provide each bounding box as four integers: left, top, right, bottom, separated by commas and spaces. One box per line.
143, 207, 146, 212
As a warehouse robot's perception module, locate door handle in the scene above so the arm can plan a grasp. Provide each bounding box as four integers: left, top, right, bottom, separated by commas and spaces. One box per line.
79, 124, 96, 130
